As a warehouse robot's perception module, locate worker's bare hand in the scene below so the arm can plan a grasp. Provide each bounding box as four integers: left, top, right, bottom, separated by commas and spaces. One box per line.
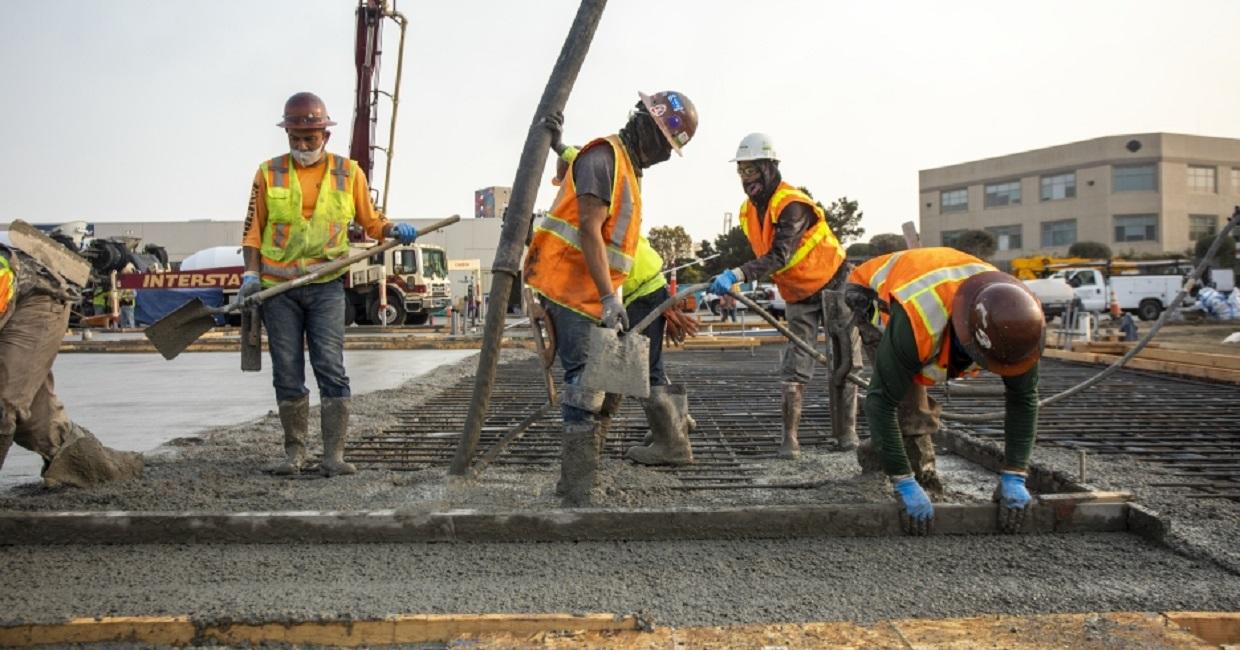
539, 111, 565, 155
664, 308, 699, 346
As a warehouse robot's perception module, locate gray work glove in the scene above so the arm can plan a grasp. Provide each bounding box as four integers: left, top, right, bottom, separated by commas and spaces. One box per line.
238, 272, 262, 305
600, 294, 628, 332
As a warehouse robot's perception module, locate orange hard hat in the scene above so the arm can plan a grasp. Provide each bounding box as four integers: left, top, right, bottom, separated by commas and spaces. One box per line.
639, 90, 698, 154
277, 92, 337, 129
951, 272, 1045, 376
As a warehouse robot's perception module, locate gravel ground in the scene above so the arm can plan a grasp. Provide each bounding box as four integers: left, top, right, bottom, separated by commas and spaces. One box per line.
0, 533, 1236, 627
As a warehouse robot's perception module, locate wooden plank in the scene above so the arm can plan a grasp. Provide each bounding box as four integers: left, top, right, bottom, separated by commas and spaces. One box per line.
1078, 342, 1240, 371
1044, 348, 1240, 384
1164, 611, 1240, 645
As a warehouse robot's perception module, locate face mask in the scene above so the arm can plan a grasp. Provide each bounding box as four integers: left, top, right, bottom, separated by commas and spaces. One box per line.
291, 146, 323, 166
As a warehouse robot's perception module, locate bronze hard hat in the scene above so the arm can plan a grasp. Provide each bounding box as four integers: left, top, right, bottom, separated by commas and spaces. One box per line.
951, 271, 1045, 377
277, 92, 337, 129
639, 90, 698, 154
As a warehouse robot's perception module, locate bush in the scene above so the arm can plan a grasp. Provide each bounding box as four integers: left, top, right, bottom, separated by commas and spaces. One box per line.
869, 233, 907, 255
949, 230, 997, 259
1068, 241, 1112, 260
845, 242, 875, 258
1194, 234, 1236, 267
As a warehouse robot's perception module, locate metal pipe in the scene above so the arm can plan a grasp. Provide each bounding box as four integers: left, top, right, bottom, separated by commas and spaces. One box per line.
379, 6, 407, 214
450, 0, 609, 476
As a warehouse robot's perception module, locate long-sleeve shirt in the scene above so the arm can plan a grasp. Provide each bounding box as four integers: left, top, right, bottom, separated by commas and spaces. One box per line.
737, 201, 814, 284
864, 302, 1039, 476
242, 155, 388, 249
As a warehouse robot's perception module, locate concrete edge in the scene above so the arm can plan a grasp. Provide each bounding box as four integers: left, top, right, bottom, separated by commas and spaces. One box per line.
0, 502, 1128, 545
0, 613, 641, 648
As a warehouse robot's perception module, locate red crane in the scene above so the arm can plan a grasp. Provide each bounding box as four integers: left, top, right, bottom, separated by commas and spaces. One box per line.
349, 0, 407, 215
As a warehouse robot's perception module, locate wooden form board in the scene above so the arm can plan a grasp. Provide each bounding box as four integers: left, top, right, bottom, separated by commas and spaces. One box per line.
1044, 348, 1240, 384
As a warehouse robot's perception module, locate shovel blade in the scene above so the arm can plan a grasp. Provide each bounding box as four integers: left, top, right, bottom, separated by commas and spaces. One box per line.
144, 298, 219, 360
579, 327, 651, 398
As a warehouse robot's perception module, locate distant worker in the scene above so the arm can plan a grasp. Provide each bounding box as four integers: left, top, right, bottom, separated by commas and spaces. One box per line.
525, 90, 698, 506
119, 287, 136, 328
845, 247, 1045, 535
240, 92, 417, 477
0, 224, 143, 487
708, 133, 858, 458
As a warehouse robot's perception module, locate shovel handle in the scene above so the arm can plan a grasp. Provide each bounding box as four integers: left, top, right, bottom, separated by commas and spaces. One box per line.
239, 214, 461, 310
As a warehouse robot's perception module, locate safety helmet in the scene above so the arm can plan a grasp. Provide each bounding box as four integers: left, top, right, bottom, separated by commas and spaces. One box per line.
731, 132, 778, 162
277, 92, 337, 129
951, 272, 1045, 377
638, 90, 698, 155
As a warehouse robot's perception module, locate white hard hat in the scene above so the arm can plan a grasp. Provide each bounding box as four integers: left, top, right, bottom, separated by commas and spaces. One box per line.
731, 132, 778, 162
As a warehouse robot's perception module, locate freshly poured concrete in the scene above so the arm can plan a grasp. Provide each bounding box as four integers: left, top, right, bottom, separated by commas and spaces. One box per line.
0, 350, 474, 486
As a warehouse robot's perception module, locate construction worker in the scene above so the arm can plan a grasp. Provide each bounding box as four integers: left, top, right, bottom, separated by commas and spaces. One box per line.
240, 92, 417, 477
709, 133, 858, 458
845, 247, 1045, 535
119, 287, 136, 328
525, 90, 698, 506
0, 225, 143, 487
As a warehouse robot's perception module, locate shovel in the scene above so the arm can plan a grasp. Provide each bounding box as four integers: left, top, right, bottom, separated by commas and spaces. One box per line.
578, 283, 707, 399
145, 215, 460, 360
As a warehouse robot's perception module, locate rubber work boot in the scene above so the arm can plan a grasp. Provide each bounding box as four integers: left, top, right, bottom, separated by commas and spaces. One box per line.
42, 424, 143, 489
596, 393, 623, 461
267, 396, 309, 475
319, 397, 357, 477
625, 384, 694, 466
779, 381, 804, 459
560, 420, 600, 507
830, 379, 860, 452
641, 413, 696, 447
854, 438, 883, 473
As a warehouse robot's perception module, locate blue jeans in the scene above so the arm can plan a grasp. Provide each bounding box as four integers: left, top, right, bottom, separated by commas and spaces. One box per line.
624, 286, 669, 388
261, 278, 350, 402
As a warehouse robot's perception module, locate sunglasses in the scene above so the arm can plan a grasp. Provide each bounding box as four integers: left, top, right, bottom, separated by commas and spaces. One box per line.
736, 164, 761, 179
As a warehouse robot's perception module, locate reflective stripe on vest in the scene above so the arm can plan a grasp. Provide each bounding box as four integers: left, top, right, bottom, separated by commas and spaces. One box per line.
891, 261, 994, 353
0, 252, 13, 317
257, 153, 356, 286
739, 182, 845, 303
523, 135, 643, 321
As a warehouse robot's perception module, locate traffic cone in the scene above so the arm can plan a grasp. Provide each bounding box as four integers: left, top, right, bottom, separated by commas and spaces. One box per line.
1108, 290, 1121, 319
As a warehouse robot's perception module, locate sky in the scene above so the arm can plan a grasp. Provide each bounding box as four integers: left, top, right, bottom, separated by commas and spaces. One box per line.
2, 0, 1239, 246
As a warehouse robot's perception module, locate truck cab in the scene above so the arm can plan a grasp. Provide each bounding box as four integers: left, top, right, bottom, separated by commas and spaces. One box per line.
344, 240, 451, 326
1050, 265, 1191, 321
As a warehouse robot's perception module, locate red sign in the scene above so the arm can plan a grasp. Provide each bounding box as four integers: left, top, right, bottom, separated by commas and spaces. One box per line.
117, 266, 244, 290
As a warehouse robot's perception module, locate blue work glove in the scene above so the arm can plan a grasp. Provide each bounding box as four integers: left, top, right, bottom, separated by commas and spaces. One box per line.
709, 269, 738, 296
894, 475, 934, 536
238, 271, 262, 304
994, 470, 1032, 533
390, 222, 418, 244
600, 294, 629, 331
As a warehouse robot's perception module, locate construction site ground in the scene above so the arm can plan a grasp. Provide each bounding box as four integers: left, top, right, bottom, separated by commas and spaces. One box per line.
0, 343, 1238, 645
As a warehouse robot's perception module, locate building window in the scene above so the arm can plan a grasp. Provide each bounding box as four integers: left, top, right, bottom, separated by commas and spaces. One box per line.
1041, 219, 1077, 247
1232, 168, 1240, 194
941, 229, 966, 246
940, 189, 968, 213
1187, 165, 1217, 193
984, 181, 1021, 208
1114, 214, 1158, 242
1040, 172, 1076, 201
1189, 214, 1217, 242
1113, 164, 1157, 192
986, 225, 1023, 251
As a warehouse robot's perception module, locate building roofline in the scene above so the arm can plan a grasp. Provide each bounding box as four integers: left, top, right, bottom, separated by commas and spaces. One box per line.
920, 131, 1240, 175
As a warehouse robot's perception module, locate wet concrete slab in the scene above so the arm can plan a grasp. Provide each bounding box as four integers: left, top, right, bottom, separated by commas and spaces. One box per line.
0, 350, 475, 486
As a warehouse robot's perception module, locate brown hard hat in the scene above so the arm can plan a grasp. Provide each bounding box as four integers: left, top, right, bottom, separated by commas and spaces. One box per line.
277, 92, 337, 129
951, 271, 1045, 376
639, 90, 698, 154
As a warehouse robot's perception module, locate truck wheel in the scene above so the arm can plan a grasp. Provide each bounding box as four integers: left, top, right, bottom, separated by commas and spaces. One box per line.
368, 297, 406, 326
407, 312, 430, 326
1137, 299, 1161, 322
344, 298, 357, 327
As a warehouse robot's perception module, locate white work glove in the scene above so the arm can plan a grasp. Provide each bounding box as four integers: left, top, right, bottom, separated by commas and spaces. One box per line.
600, 294, 629, 332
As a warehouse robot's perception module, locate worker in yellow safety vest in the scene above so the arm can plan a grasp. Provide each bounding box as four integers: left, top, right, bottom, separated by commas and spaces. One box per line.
708, 133, 860, 458
239, 92, 418, 478
524, 91, 699, 506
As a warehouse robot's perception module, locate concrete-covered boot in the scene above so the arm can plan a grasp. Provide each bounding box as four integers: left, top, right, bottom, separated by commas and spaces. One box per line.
854, 438, 883, 473
267, 396, 309, 475
319, 397, 357, 477
779, 381, 804, 459
42, 424, 143, 489
831, 380, 860, 451
560, 420, 600, 507
625, 384, 694, 466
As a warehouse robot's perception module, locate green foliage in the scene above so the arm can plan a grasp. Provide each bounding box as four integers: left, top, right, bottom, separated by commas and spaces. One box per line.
845, 242, 875, 258
647, 225, 694, 267
950, 229, 998, 259
869, 233, 908, 255
797, 186, 866, 245
675, 259, 709, 284
1194, 234, 1236, 267
712, 227, 754, 273
1068, 241, 1112, 260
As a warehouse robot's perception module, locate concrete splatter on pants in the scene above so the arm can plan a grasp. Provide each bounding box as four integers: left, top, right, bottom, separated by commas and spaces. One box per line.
0, 294, 76, 465
782, 289, 861, 442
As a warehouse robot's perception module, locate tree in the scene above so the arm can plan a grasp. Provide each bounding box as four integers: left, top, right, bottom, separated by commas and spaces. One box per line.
648, 225, 694, 267
1068, 241, 1112, 260
797, 187, 866, 245
950, 229, 998, 259
1195, 234, 1236, 267
675, 258, 709, 284
869, 233, 908, 255
697, 239, 722, 275
712, 226, 754, 274
845, 242, 875, 258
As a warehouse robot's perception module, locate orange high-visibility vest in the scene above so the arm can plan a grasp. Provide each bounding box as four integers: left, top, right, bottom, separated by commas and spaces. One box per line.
524, 136, 642, 320
849, 247, 996, 384
739, 182, 845, 304
0, 250, 13, 319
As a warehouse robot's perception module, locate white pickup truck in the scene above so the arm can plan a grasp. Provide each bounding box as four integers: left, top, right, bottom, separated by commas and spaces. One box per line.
1048, 267, 1189, 321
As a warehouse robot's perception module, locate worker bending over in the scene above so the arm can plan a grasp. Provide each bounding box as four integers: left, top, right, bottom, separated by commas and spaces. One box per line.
846, 248, 1045, 535
708, 133, 859, 458
241, 92, 417, 477
0, 224, 143, 487
525, 90, 698, 506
